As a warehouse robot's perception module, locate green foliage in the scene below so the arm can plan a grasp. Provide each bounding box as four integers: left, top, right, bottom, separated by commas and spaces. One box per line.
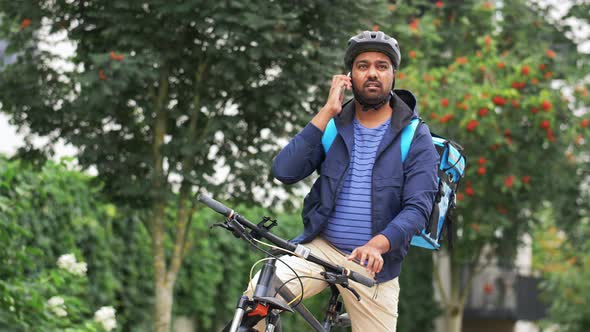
398, 249, 439, 332
533, 200, 590, 332
0, 156, 151, 331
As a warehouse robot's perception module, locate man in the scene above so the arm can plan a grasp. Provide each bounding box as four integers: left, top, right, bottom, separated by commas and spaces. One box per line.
250, 31, 439, 331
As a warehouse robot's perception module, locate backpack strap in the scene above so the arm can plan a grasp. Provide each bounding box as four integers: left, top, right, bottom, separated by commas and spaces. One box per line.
401, 118, 421, 162
322, 118, 338, 153
321, 99, 355, 154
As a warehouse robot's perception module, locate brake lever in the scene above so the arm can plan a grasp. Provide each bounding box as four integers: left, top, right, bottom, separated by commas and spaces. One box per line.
209, 218, 249, 240
342, 284, 361, 302
209, 221, 231, 231
342, 282, 361, 302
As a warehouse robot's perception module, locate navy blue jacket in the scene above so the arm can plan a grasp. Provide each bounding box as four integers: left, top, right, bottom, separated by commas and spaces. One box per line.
272, 90, 439, 282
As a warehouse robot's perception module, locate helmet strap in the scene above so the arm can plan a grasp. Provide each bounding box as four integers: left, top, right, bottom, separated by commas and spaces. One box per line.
352, 80, 394, 112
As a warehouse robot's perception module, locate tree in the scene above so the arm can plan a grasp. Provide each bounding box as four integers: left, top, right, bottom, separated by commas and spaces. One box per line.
379, 1, 589, 331
0, 1, 389, 331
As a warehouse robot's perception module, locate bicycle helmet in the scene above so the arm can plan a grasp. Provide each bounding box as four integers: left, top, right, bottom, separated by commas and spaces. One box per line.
344, 31, 401, 70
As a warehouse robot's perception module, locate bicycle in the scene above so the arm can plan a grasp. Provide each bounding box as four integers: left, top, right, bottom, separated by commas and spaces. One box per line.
198, 194, 376, 332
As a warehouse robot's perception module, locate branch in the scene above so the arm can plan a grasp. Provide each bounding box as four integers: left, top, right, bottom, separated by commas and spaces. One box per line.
166, 62, 207, 282
151, 68, 170, 284
192, 61, 210, 142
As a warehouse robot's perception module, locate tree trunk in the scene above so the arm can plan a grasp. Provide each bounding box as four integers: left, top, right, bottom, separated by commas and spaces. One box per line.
151, 70, 174, 332
434, 248, 482, 332
447, 258, 465, 332
152, 199, 172, 332
446, 307, 464, 332
155, 282, 174, 332
148, 66, 199, 332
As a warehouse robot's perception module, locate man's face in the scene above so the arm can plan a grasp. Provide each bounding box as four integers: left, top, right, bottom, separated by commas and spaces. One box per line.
351, 51, 395, 104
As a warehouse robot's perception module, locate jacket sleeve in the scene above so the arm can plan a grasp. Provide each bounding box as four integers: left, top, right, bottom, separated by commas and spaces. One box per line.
272, 122, 326, 185
379, 123, 440, 252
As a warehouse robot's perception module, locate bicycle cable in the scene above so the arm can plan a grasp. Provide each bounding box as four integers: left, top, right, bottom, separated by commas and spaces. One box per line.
240, 233, 307, 308
249, 237, 314, 305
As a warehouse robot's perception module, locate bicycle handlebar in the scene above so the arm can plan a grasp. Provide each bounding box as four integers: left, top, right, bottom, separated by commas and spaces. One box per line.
197, 194, 375, 288
347, 270, 375, 288
198, 193, 234, 217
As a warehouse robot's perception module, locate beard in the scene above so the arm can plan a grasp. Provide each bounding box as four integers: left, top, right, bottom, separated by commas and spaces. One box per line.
352, 77, 394, 107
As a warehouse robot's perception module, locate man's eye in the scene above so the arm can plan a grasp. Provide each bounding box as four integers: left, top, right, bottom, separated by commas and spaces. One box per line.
358, 64, 367, 69
379, 65, 388, 70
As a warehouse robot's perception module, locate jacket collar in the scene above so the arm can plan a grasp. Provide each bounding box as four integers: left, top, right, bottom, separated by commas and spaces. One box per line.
332, 89, 419, 158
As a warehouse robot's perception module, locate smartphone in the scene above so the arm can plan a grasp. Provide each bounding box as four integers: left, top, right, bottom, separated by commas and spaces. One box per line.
340, 72, 351, 102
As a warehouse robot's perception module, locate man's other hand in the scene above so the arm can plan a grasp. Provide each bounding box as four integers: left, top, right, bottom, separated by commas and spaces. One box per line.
347, 244, 384, 275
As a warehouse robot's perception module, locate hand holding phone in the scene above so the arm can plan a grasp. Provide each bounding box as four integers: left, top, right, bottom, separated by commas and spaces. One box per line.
313, 73, 352, 130
324, 72, 352, 116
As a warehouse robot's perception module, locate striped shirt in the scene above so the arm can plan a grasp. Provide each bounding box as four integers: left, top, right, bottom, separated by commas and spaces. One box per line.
321, 117, 390, 253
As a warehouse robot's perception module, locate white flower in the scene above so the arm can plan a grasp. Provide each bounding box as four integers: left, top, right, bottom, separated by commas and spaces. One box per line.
94, 306, 117, 331
57, 254, 77, 270
94, 306, 116, 321
47, 296, 64, 307
71, 262, 88, 276
56, 254, 88, 276
53, 307, 68, 317
47, 296, 67, 317
101, 318, 117, 331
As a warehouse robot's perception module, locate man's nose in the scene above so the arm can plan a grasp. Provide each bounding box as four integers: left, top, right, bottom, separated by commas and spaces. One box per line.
367, 65, 378, 78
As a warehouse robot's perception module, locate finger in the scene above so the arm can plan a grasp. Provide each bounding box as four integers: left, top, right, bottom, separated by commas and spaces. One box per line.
333, 75, 347, 84
366, 255, 375, 273
331, 79, 347, 96
373, 257, 383, 273
347, 249, 357, 261
359, 251, 368, 267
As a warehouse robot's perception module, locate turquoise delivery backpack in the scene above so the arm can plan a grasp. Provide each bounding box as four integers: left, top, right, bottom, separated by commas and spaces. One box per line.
321, 116, 466, 250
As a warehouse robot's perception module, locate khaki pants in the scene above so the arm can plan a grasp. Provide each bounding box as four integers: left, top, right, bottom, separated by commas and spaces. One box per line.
245, 237, 399, 332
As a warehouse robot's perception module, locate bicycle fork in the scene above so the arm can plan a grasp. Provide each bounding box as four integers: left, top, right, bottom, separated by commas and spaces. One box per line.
228, 259, 279, 332
229, 296, 250, 332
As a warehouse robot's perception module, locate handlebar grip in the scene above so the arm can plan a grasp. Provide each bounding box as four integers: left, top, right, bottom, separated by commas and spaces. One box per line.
197, 194, 233, 217
348, 270, 375, 288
